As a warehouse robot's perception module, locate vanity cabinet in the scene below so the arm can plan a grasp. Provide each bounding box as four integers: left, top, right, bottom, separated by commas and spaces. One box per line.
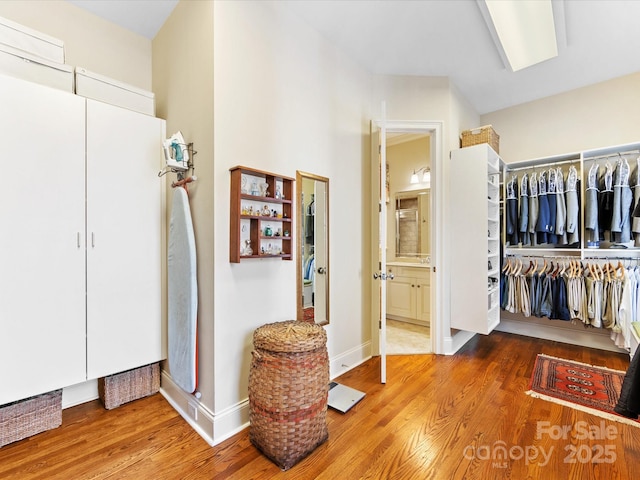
449, 144, 502, 335
229, 166, 294, 262
386, 265, 431, 325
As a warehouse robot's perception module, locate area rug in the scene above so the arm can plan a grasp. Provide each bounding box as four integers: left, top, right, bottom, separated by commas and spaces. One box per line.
526, 353, 640, 428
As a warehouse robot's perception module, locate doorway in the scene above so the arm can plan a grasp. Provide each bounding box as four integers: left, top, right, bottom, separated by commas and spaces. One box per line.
385, 133, 432, 354
371, 120, 444, 377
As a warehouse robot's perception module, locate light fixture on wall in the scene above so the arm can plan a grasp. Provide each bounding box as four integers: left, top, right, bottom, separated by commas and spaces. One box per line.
410, 166, 430, 184
477, 0, 565, 72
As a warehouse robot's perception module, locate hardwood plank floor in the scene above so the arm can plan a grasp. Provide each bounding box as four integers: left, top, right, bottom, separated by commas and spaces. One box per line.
1, 331, 639, 479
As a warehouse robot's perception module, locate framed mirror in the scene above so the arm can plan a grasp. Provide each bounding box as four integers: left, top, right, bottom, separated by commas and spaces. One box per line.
296, 171, 329, 325
393, 189, 430, 260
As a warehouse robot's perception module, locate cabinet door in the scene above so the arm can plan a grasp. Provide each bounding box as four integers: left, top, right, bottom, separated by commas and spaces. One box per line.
0, 74, 86, 404
416, 279, 431, 322
386, 276, 416, 318
86, 100, 164, 379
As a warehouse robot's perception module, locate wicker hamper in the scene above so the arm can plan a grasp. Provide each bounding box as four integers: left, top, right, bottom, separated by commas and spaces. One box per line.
249, 320, 329, 471
460, 125, 500, 153
0, 390, 62, 447
98, 362, 160, 410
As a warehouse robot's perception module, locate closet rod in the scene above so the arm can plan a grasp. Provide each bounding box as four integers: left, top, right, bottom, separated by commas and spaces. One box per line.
507, 157, 579, 173
585, 149, 640, 162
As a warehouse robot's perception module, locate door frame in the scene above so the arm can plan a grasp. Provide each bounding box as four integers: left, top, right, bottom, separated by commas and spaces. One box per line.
371, 120, 445, 357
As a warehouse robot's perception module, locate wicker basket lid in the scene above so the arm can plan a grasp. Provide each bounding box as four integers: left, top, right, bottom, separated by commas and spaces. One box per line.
253, 320, 327, 353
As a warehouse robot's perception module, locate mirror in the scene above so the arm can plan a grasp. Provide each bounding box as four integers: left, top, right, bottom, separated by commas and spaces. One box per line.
393, 189, 430, 260
296, 171, 329, 325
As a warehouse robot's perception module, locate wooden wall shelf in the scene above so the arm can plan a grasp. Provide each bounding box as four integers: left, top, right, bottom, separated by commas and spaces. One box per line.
229, 166, 294, 263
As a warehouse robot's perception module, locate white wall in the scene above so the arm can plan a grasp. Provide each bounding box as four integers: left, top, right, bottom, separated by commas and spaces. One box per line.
0, 0, 152, 90
213, 0, 371, 442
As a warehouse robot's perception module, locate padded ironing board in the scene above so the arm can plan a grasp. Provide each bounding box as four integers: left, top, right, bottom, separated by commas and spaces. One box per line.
168, 187, 198, 393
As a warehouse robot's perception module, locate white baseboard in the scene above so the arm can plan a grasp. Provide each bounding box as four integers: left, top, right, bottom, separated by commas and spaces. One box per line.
330, 341, 372, 379
443, 330, 476, 355
496, 316, 628, 353
160, 341, 372, 446
62, 379, 98, 409
160, 371, 216, 446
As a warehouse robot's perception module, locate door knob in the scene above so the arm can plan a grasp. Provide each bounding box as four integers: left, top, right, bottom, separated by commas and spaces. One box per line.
317, 267, 326, 274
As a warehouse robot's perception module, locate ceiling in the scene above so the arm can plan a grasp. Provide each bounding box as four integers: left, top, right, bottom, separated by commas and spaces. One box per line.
67, 0, 640, 114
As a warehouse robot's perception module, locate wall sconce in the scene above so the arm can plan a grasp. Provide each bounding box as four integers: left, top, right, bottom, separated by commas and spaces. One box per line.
410, 166, 431, 184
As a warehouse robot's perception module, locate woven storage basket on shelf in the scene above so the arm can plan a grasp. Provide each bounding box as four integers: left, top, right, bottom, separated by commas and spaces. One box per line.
249, 320, 329, 471
1, 390, 62, 447
98, 362, 160, 410
460, 125, 500, 153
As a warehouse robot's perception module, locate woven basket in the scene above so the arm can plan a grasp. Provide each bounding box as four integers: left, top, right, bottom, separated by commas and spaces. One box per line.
249, 320, 329, 471
1, 390, 62, 447
98, 362, 160, 410
460, 125, 500, 153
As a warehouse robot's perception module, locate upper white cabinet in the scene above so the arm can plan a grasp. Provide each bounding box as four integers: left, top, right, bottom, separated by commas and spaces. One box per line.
86, 100, 164, 379
0, 74, 87, 405
450, 144, 502, 335
0, 73, 165, 405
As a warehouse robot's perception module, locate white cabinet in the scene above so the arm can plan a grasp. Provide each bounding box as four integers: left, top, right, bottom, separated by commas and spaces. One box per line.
0, 74, 87, 405
86, 100, 164, 379
386, 265, 431, 325
0, 74, 165, 405
450, 144, 502, 335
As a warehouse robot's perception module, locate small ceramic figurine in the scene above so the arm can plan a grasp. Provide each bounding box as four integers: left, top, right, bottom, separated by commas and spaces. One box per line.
275, 186, 282, 199
262, 205, 271, 216
244, 239, 253, 256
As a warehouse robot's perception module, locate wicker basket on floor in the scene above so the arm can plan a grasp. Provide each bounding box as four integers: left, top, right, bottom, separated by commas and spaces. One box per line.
249, 320, 329, 471
0, 390, 62, 447
98, 362, 160, 410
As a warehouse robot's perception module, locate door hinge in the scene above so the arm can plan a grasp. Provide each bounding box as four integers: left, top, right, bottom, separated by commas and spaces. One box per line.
379, 320, 382, 329
379, 144, 382, 154
379, 204, 382, 213
433, 266, 436, 273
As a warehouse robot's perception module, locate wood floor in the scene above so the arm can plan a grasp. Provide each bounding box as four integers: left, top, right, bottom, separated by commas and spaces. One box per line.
2, 331, 640, 479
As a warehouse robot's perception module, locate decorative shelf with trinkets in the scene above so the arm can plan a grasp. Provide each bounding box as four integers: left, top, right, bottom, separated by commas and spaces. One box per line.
229, 166, 294, 262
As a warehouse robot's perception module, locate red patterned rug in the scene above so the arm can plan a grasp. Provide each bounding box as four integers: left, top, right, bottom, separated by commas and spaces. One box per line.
527, 354, 639, 427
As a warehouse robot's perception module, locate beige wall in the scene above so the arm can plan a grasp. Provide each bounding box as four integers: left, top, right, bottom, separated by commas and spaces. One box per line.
481, 72, 640, 163
153, 0, 214, 423
0, 0, 152, 90
386, 137, 431, 261
212, 0, 371, 441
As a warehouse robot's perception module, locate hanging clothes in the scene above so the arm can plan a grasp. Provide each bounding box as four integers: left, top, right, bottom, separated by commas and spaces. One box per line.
547, 169, 558, 244
605, 157, 633, 244
599, 163, 614, 241
555, 167, 568, 245
519, 173, 530, 246
565, 166, 580, 245
632, 158, 640, 246
528, 172, 539, 247
585, 162, 599, 247
505, 175, 519, 246
536, 171, 551, 244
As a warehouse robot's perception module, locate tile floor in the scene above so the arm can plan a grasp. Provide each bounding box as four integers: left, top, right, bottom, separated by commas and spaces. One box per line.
386, 318, 432, 354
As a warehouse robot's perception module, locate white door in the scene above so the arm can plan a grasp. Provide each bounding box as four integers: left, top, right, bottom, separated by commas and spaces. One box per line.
371, 116, 388, 383
86, 100, 165, 379
0, 74, 86, 404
